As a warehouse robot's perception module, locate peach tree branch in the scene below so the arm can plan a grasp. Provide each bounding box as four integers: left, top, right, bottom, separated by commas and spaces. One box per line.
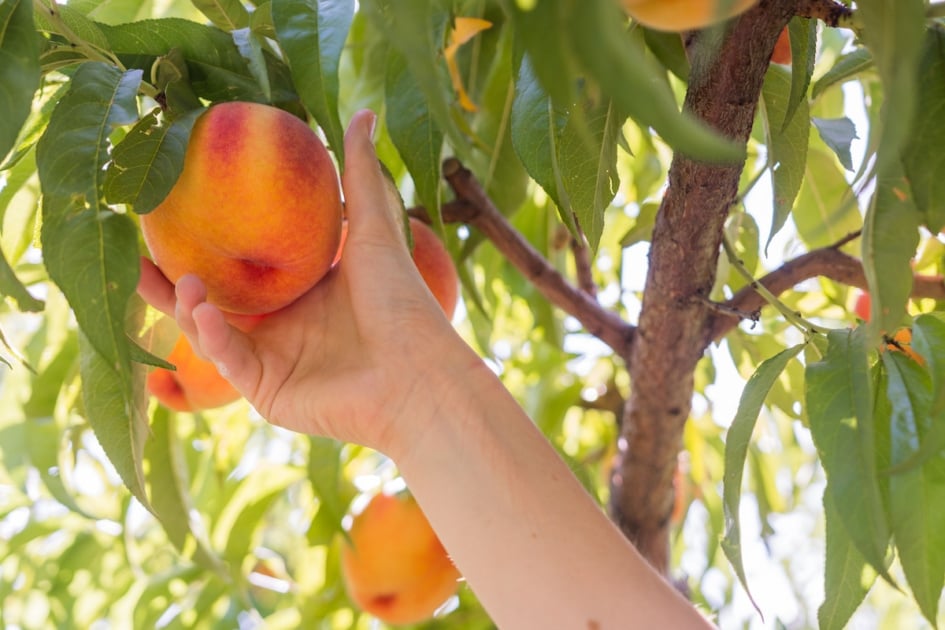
411, 158, 635, 359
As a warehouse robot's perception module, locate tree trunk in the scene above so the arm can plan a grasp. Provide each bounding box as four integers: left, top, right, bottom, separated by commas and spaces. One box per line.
609, 0, 798, 575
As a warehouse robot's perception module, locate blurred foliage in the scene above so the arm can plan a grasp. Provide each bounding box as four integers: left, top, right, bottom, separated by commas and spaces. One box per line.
1, 0, 945, 628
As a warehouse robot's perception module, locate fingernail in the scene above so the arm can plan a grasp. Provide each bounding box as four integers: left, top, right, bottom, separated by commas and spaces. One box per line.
366, 110, 377, 140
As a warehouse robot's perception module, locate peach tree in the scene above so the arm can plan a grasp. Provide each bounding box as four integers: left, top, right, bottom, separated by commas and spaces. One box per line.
1, 0, 945, 627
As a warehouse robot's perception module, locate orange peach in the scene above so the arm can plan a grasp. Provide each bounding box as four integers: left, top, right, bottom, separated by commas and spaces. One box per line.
140, 102, 343, 315
771, 26, 791, 65
620, 0, 759, 32
853, 290, 871, 322
342, 492, 460, 625
146, 333, 241, 412
409, 218, 459, 318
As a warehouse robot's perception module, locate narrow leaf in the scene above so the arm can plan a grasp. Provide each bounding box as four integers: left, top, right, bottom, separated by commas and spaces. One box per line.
811, 48, 873, 100
0, 244, 43, 312
813, 117, 858, 172
385, 49, 443, 219
105, 108, 203, 215
272, 0, 353, 165
883, 351, 945, 625
857, 0, 926, 172
231, 27, 272, 101
806, 328, 893, 580
78, 332, 151, 508
818, 489, 877, 630
145, 407, 225, 573
722, 343, 804, 615
569, 0, 742, 163
36, 62, 142, 368
792, 149, 861, 250
901, 26, 945, 233
306, 437, 349, 546
192, 0, 250, 31
761, 65, 810, 250
862, 166, 921, 334
781, 16, 816, 131
0, 0, 40, 161
511, 56, 573, 232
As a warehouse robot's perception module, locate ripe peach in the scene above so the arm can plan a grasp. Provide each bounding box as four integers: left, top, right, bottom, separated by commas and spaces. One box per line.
146, 332, 241, 412
771, 26, 791, 65
333, 217, 459, 318
342, 492, 460, 625
620, 0, 759, 32
409, 218, 459, 318
140, 101, 343, 316
853, 290, 871, 322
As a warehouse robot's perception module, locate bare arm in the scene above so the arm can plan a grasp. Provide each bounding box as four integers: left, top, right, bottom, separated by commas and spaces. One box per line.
138, 110, 714, 629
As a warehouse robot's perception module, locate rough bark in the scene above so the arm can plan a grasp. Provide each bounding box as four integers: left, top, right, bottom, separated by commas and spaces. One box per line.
609, 0, 798, 575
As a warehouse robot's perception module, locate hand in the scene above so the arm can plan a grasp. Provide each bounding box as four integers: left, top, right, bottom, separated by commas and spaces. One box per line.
137, 110, 466, 457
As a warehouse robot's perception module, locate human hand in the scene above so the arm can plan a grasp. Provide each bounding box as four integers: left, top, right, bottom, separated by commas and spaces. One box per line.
137, 110, 468, 457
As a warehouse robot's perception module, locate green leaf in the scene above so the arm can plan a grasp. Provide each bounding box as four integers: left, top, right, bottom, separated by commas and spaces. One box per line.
36, 62, 142, 369
511, 55, 572, 232
761, 65, 809, 251
882, 351, 945, 625
361, 0, 464, 157
861, 166, 921, 333
32, 2, 111, 53
78, 332, 151, 509
857, 0, 926, 172
793, 149, 861, 250
782, 17, 816, 132
901, 26, 945, 233
385, 49, 443, 219
273, 0, 353, 166
145, 407, 226, 573
806, 328, 892, 580
192, 0, 250, 31
215, 466, 305, 562
643, 27, 689, 82
0, 243, 43, 312
306, 437, 349, 546
721, 343, 804, 615
0, 0, 40, 162
568, 0, 742, 163
105, 107, 203, 215
99, 19, 293, 104
811, 48, 873, 100
818, 489, 877, 630
812, 117, 858, 172
231, 27, 272, 102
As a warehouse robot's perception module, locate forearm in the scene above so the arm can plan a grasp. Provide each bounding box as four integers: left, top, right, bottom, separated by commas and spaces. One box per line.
393, 341, 714, 630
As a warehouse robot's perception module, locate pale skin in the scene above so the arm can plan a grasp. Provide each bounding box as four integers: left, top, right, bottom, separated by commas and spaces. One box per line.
137, 109, 715, 630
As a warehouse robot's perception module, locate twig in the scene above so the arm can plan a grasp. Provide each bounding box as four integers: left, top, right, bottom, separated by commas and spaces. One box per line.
571, 237, 598, 298
796, 0, 855, 28
708, 245, 945, 341
436, 158, 636, 358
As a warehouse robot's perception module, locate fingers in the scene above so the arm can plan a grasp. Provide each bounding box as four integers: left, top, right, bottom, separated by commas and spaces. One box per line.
342, 110, 407, 247
175, 274, 263, 396
137, 257, 176, 316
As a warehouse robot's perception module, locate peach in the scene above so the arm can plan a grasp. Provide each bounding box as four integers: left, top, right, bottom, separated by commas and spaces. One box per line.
620, 0, 759, 32
140, 101, 343, 315
332, 217, 459, 318
409, 218, 459, 319
342, 492, 460, 625
146, 332, 241, 412
771, 26, 791, 65
853, 290, 871, 321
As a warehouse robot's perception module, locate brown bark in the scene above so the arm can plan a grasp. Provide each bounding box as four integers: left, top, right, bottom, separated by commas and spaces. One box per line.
609, 0, 798, 574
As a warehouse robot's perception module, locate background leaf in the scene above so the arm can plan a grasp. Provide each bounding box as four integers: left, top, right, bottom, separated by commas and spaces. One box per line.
273, 0, 353, 166
0, 0, 40, 162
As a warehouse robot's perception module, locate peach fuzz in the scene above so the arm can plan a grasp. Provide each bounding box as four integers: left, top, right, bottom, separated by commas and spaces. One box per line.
620, 0, 759, 32
342, 493, 460, 625
146, 332, 242, 412
140, 101, 343, 316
